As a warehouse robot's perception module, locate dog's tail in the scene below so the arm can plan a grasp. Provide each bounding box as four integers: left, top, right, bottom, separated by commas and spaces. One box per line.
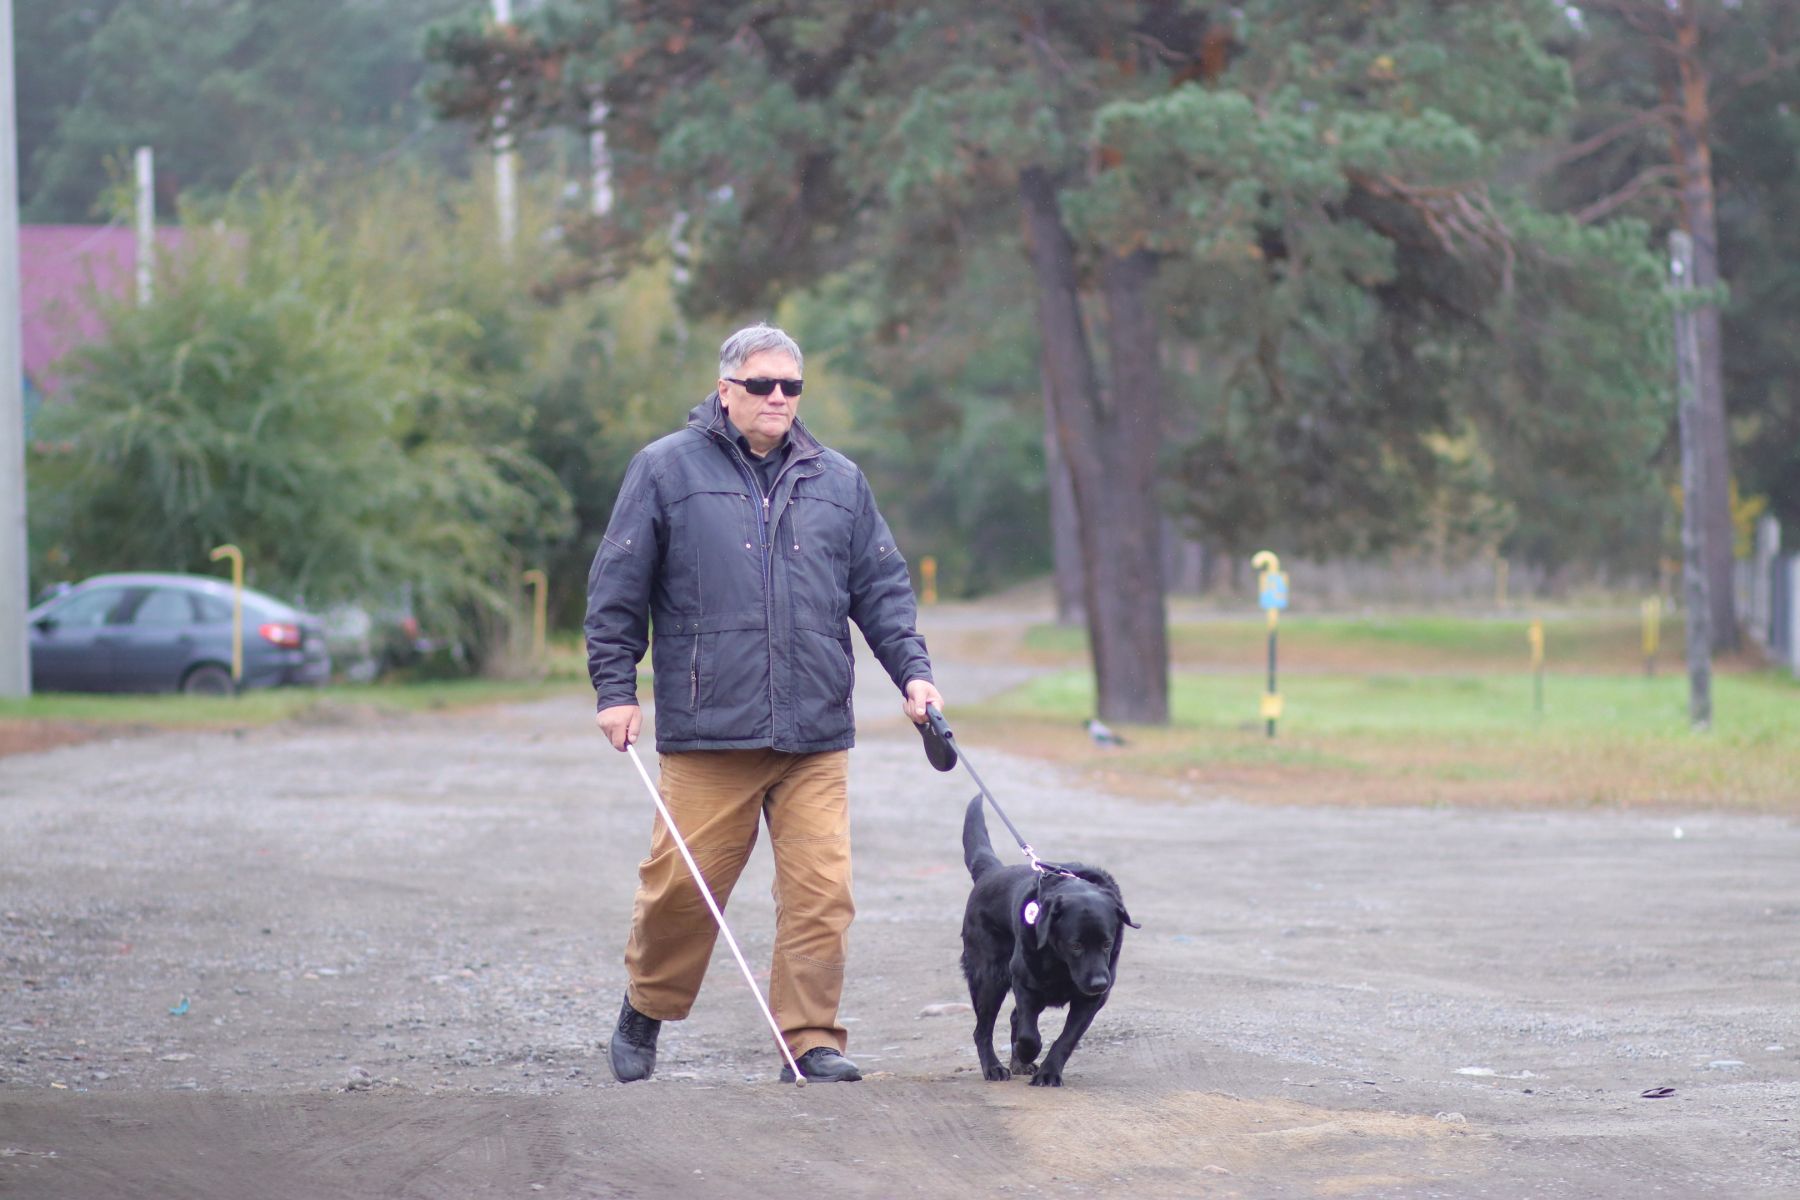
963, 794, 1002, 883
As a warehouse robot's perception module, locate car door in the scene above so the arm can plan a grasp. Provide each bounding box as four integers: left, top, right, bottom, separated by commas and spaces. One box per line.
28, 587, 132, 691
111, 586, 203, 692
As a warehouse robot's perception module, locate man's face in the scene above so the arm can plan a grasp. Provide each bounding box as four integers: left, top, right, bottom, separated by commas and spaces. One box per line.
719, 349, 802, 456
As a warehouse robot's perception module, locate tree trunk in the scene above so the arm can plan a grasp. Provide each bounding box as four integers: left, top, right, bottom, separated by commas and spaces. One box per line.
1671, 2, 1739, 652
1019, 167, 1170, 724
1040, 368, 1085, 626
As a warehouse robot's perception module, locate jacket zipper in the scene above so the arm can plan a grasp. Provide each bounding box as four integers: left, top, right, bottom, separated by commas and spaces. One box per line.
689, 636, 699, 710
708, 410, 823, 744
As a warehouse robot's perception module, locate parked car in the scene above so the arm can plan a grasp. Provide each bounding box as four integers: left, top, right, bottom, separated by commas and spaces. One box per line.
27, 572, 331, 695
322, 596, 443, 683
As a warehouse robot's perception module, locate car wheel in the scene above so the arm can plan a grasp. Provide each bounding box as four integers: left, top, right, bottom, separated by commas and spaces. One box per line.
181, 664, 235, 696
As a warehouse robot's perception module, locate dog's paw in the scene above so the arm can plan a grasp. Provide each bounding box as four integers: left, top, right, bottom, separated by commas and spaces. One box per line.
982, 1063, 1012, 1082
1009, 1057, 1038, 1077
1028, 1068, 1064, 1088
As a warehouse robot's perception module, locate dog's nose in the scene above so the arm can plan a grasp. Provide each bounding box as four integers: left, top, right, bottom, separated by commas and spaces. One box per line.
1082, 973, 1110, 995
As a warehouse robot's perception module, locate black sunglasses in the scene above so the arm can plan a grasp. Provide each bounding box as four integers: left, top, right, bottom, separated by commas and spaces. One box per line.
725, 376, 804, 397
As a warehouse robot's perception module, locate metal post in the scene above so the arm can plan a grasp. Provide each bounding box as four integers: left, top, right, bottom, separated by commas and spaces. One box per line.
1528, 619, 1544, 716
521, 567, 547, 662
210, 544, 244, 685
1252, 551, 1285, 737
134, 146, 154, 306
0, 0, 30, 697
493, 0, 517, 255
1265, 609, 1279, 738
1670, 231, 1712, 730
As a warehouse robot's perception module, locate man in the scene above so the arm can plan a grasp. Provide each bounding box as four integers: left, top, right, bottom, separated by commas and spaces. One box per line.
586, 323, 943, 1085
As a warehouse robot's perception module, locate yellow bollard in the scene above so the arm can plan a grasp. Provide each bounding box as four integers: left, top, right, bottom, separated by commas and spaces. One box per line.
1528, 618, 1545, 715
920, 556, 939, 605
1641, 596, 1661, 677
521, 568, 548, 663
208, 544, 244, 686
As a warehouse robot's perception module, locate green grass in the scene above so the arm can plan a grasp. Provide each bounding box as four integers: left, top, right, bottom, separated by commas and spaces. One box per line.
959, 662, 1800, 811
992, 668, 1800, 740
1020, 612, 1696, 674
0, 678, 587, 729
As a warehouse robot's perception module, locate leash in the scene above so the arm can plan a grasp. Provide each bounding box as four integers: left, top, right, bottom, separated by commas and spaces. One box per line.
922, 704, 1078, 880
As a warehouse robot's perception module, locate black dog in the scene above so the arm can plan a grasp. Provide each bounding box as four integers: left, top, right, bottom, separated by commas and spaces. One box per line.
959, 796, 1138, 1087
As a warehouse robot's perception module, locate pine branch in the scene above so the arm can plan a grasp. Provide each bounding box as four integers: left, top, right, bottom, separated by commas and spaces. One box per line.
1539, 104, 1681, 173
1713, 45, 1800, 109
1347, 173, 1517, 293
1582, 0, 1682, 51
1573, 164, 1682, 224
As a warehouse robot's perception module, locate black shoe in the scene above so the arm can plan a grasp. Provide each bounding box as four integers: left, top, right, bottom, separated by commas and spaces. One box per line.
608, 995, 661, 1083
779, 1047, 862, 1083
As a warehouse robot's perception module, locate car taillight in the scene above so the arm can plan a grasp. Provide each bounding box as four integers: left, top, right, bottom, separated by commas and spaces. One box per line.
258, 622, 303, 648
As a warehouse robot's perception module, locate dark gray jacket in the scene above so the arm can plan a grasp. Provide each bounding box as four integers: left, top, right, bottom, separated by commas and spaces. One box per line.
585, 394, 933, 753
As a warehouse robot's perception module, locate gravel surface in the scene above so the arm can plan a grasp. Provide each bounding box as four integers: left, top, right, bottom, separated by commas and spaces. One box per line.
3, 641, 1798, 1197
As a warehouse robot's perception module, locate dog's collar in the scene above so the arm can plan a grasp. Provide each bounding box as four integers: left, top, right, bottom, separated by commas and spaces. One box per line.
1024, 862, 1088, 927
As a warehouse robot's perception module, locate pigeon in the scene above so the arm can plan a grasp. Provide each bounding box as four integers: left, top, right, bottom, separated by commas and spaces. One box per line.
1084, 718, 1127, 747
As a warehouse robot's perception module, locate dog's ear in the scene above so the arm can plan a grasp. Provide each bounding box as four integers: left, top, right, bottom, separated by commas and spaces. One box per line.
1035, 896, 1060, 949
1074, 866, 1139, 930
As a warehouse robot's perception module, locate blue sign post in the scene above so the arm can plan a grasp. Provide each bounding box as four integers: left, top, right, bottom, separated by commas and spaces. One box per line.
1252, 551, 1287, 738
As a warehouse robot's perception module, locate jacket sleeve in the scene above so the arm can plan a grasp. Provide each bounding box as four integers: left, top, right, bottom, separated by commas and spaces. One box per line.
585, 452, 663, 710
846, 471, 933, 691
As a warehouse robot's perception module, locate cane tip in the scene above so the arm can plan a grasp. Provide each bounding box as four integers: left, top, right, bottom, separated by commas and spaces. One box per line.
794, 1075, 807, 1088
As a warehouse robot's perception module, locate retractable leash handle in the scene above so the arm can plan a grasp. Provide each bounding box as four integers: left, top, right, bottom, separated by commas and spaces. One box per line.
622, 742, 807, 1087
918, 703, 959, 772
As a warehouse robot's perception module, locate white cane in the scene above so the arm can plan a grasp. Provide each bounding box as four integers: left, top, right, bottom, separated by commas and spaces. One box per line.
623, 742, 807, 1087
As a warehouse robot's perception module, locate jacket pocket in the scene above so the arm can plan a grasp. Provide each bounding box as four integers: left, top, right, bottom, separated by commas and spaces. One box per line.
782, 477, 856, 562
648, 632, 700, 742
790, 625, 854, 743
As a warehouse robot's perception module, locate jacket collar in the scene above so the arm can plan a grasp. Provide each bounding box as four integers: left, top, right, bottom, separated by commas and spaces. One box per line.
688, 392, 824, 462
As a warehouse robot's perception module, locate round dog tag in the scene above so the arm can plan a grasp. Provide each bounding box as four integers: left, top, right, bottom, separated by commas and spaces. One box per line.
1022, 899, 1040, 926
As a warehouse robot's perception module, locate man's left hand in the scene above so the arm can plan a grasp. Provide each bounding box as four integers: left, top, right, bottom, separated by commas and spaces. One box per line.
904, 679, 944, 724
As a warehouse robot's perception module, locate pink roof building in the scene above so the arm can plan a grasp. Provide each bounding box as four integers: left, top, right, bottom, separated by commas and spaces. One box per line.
21, 224, 186, 407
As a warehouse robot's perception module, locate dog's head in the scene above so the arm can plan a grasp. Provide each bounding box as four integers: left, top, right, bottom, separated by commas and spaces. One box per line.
1031, 867, 1139, 997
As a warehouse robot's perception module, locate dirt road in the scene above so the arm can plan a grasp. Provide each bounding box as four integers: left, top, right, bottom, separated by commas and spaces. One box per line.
3, 639, 1799, 1197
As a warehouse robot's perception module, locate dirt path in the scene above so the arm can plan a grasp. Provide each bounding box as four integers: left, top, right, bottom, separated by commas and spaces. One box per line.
3, 650, 1799, 1196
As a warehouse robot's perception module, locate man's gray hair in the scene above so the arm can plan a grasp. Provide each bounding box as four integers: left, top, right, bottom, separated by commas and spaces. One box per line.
719, 324, 804, 378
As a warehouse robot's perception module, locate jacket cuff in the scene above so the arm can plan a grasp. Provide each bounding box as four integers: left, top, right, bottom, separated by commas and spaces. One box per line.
595, 690, 640, 712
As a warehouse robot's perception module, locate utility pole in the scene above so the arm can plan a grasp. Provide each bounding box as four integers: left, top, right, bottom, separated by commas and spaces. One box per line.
492, 0, 517, 255
134, 146, 154, 305
0, 0, 30, 696
1670, 230, 1712, 730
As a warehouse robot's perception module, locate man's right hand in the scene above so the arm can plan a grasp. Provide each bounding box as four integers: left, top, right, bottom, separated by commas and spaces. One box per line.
596, 704, 642, 752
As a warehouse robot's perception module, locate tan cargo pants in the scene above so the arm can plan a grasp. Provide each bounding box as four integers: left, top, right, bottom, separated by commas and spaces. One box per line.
623, 748, 854, 1059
